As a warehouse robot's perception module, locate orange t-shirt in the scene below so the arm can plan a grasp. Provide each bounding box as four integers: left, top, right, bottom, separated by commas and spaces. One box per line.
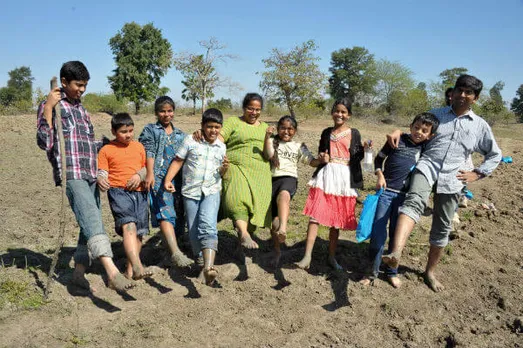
98, 140, 146, 190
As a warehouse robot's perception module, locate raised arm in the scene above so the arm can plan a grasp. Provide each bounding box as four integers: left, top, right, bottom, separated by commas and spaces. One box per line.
263, 126, 276, 160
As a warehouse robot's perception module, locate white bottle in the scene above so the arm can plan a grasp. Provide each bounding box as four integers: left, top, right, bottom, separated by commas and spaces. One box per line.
363, 142, 374, 173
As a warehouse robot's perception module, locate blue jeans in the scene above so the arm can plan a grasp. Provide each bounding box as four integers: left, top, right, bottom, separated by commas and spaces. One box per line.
369, 189, 403, 278
66, 180, 113, 267
183, 193, 220, 256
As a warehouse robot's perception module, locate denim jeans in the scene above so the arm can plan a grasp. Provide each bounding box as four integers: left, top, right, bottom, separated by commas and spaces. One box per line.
183, 192, 220, 256
369, 189, 404, 278
66, 180, 113, 266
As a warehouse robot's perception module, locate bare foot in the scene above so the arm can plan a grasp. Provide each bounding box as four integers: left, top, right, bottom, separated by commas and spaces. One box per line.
171, 250, 194, 268
387, 276, 402, 288
108, 273, 136, 292
268, 251, 281, 269
328, 255, 343, 271
203, 267, 218, 286
382, 251, 401, 269
239, 234, 259, 249
424, 272, 444, 292
359, 276, 374, 286
295, 254, 311, 270
275, 229, 287, 243
132, 265, 156, 280
72, 271, 95, 292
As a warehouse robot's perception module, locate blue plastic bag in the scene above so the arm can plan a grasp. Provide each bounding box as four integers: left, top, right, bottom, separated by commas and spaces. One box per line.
356, 188, 384, 243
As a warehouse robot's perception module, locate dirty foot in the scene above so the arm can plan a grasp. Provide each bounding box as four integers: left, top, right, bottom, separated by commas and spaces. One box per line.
72, 271, 95, 292
295, 254, 311, 270
424, 273, 444, 292
387, 276, 402, 288
203, 267, 218, 286
108, 273, 136, 292
171, 250, 194, 268
275, 229, 287, 244
132, 265, 156, 280
359, 276, 374, 286
239, 234, 259, 249
328, 255, 343, 271
382, 251, 401, 269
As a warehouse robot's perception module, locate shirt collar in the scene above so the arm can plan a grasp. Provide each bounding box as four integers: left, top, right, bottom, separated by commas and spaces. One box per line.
449, 105, 475, 120
60, 89, 81, 106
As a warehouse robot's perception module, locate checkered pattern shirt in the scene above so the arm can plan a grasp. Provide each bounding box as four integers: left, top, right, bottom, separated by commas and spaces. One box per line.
37, 91, 100, 186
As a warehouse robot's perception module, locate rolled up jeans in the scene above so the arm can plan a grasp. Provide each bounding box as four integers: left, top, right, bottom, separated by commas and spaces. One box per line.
183, 192, 220, 257
66, 180, 113, 266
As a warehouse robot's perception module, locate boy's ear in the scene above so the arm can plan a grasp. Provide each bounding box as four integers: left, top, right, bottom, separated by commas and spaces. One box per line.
111, 128, 116, 136
60, 77, 68, 88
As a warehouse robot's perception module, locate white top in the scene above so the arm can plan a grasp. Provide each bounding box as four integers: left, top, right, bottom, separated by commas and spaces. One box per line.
267, 139, 315, 178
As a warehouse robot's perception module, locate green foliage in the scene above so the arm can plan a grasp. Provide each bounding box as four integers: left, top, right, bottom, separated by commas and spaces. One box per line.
208, 98, 233, 111
397, 88, 430, 120
0, 66, 34, 112
260, 40, 326, 118
0, 279, 44, 310
328, 46, 377, 102
375, 59, 415, 113
174, 38, 234, 114
108, 22, 173, 114
439, 67, 468, 88
510, 84, 523, 122
82, 93, 129, 114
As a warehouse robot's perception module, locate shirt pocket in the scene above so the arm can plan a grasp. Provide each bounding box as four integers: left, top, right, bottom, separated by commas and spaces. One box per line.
61, 114, 76, 134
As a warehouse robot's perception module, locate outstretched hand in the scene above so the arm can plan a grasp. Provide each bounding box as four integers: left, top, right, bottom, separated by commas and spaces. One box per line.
456, 170, 483, 184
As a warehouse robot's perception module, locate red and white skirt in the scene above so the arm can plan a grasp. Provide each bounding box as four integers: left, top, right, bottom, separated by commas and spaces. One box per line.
302, 163, 358, 230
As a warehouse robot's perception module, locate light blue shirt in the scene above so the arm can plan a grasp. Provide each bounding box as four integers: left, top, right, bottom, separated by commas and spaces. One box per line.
416, 106, 502, 194
176, 137, 226, 200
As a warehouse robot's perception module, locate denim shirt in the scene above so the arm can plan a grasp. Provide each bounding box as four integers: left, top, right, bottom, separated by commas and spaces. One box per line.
138, 122, 186, 181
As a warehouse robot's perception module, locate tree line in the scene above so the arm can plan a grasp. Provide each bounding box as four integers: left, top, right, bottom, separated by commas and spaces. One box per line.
1, 21, 522, 124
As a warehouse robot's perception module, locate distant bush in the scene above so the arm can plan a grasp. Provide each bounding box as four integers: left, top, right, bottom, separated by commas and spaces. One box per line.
208, 98, 233, 111
82, 93, 130, 114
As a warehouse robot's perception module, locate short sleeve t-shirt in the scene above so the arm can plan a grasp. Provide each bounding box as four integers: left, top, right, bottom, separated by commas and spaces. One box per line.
98, 140, 146, 190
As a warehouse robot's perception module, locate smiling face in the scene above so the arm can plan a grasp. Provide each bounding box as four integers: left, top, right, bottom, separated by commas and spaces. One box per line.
409, 121, 433, 144
156, 103, 174, 128
277, 120, 296, 142
451, 86, 478, 111
112, 125, 134, 145
242, 100, 262, 125
61, 78, 88, 100
202, 121, 222, 143
331, 104, 351, 126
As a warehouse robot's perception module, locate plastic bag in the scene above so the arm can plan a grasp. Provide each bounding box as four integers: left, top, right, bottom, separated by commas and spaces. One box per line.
356, 188, 384, 243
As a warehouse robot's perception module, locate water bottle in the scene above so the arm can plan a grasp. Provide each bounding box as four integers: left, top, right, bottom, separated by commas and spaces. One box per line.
363, 140, 374, 173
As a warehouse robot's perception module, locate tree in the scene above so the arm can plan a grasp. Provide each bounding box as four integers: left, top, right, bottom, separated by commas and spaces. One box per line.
0, 66, 33, 108
511, 84, 523, 122
108, 22, 173, 114
173, 37, 236, 114
375, 59, 415, 113
208, 98, 233, 111
489, 81, 505, 106
439, 67, 468, 88
328, 46, 377, 101
259, 40, 325, 118
181, 78, 200, 115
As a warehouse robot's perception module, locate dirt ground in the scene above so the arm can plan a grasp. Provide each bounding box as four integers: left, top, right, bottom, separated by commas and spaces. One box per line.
0, 111, 522, 348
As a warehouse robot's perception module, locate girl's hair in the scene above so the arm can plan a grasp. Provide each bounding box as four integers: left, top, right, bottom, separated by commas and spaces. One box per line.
331, 97, 353, 115
242, 93, 264, 109
271, 115, 298, 168
155, 96, 176, 114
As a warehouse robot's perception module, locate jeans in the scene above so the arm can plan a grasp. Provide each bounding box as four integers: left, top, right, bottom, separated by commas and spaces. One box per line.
183, 193, 220, 256
66, 180, 113, 266
369, 189, 404, 278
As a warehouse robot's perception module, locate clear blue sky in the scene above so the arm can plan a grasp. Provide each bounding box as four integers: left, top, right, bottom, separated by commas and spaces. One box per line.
1, 0, 522, 105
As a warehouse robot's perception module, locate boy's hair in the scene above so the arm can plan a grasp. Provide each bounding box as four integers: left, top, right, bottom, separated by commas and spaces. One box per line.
111, 113, 134, 131
454, 74, 483, 98
155, 96, 176, 114
202, 108, 223, 125
331, 97, 353, 115
60, 61, 90, 82
277, 115, 297, 131
242, 93, 264, 109
411, 112, 439, 134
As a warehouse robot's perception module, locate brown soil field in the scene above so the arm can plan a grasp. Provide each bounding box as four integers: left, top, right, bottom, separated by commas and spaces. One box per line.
0, 112, 522, 347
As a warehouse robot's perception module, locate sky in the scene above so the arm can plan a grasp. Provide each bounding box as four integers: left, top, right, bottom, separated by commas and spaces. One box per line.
1, 0, 522, 106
